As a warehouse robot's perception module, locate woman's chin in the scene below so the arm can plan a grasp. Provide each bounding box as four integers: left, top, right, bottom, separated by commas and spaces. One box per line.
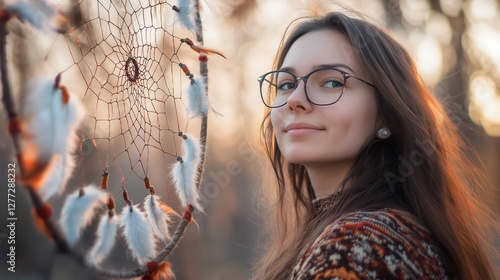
282, 154, 319, 166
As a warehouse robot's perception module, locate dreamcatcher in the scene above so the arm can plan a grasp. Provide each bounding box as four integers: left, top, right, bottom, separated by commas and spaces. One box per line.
0, 0, 224, 278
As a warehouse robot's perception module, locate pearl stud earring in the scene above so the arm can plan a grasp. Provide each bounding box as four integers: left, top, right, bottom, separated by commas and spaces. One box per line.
377, 127, 391, 139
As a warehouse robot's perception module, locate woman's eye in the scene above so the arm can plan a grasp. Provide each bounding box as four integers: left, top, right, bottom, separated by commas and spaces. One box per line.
323, 80, 344, 88
278, 82, 296, 91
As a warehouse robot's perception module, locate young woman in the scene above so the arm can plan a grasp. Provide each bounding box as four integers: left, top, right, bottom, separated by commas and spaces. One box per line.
254, 12, 497, 279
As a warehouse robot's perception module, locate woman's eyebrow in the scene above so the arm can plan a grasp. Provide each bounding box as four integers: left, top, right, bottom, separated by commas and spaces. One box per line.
278, 66, 296, 73
278, 64, 356, 74
314, 63, 356, 74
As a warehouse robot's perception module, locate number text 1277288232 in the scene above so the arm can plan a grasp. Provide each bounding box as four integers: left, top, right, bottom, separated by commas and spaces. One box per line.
7, 163, 16, 273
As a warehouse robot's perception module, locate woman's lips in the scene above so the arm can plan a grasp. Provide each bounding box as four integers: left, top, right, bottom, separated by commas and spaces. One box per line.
284, 123, 324, 136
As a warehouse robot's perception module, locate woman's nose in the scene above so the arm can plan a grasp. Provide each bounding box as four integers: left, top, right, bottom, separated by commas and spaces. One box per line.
286, 80, 312, 112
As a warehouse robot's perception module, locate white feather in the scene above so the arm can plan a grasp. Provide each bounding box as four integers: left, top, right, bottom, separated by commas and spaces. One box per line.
57, 92, 85, 155
171, 134, 202, 210
23, 77, 84, 158
23, 78, 61, 160
6, 0, 56, 30
119, 204, 156, 265
22, 77, 84, 200
60, 185, 107, 246
182, 133, 201, 162
88, 214, 117, 265
23, 78, 54, 114
144, 195, 172, 240
186, 76, 209, 118
175, 0, 196, 31
38, 153, 74, 201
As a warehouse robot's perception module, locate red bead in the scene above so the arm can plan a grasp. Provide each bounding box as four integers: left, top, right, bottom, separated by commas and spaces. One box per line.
198, 55, 208, 62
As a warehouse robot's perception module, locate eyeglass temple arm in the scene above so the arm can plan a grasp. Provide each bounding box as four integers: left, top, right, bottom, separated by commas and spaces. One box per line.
259, 76, 278, 88
350, 75, 376, 88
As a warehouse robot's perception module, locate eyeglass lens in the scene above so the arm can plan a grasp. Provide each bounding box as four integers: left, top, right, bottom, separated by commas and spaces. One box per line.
261, 68, 345, 108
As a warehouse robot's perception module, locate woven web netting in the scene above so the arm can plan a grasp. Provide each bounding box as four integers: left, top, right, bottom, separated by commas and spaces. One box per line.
52, 0, 198, 192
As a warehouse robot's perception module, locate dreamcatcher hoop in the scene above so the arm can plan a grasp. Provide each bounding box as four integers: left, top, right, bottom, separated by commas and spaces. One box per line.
0, 0, 216, 278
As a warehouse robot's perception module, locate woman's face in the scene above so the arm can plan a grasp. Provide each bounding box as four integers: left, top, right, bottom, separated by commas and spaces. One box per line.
271, 29, 379, 169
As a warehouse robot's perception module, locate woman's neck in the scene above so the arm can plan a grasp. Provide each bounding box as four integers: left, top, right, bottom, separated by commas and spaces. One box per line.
305, 160, 353, 198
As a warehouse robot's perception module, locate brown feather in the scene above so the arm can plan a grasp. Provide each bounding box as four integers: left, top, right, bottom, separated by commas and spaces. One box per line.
158, 201, 175, 214
190, 45, 227, 59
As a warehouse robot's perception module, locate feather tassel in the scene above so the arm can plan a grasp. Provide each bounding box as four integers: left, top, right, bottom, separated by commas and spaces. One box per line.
23, 76, 84, 157
144, 195, 173, 241
171, 134, 202, 210
120, 203, 156, 265
21, 76, 84, 199
88, 214, 117, 265
60, 185, 107, 245
186, 76, 209, 118
174, 0, 196, 31
181, 133, 201, 162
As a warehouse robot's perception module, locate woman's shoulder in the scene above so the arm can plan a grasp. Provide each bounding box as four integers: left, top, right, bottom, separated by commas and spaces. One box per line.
327, 208, 434, 242
291, 208, 449, 279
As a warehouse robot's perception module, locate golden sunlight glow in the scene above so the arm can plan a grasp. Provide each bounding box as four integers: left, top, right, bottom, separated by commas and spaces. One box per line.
409, 32, 443, 85
469, 75, 500, 136
439, 0, 463, 17
426, 12, 452, 44
401, 0, 430, 25
468, 24, 500, 72
468, 0, 498, 21
463, 1, 500, 136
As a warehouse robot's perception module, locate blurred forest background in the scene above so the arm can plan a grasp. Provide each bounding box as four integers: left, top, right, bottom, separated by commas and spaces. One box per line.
0, 0, 499, 279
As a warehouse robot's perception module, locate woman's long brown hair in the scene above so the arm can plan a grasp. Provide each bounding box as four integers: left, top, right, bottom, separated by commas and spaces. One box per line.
253, 12, 498, 280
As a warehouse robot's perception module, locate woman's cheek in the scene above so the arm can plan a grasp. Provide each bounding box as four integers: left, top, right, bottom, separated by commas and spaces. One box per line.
270, 109, 286, 147
270, 109, 284, 134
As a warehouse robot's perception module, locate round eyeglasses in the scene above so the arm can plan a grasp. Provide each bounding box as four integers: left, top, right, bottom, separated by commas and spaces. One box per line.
258, 67, 376, 108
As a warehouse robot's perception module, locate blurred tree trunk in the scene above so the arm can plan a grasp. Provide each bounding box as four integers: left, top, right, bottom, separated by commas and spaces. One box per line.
383, 0, 403, 28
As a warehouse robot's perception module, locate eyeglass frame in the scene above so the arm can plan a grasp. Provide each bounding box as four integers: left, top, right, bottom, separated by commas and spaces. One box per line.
258, 67, 376, 108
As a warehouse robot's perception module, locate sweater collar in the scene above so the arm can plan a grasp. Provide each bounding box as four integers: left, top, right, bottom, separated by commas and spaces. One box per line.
312, 192, 341, 213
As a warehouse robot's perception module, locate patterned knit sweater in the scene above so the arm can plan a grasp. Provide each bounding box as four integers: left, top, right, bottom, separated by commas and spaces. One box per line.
290, 208, 449, 279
